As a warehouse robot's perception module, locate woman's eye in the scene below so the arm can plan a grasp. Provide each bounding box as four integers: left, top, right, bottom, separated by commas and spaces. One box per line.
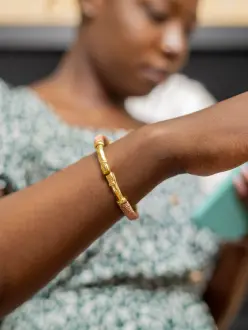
144, 4, 169, 24
150, 11, 168, 23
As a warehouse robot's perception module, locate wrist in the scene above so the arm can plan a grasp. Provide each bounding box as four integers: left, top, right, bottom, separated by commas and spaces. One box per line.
139, 123, 185, 180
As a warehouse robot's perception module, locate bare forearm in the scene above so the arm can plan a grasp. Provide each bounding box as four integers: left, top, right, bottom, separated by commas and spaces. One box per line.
0, 125, 177, 316
2, 91, 248, 316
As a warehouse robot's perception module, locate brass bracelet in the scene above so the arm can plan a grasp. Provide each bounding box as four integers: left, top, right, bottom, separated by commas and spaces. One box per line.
94, 135, 139, 220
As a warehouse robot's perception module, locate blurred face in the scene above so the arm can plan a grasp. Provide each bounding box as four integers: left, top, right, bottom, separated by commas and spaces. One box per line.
81, 0, 198, 97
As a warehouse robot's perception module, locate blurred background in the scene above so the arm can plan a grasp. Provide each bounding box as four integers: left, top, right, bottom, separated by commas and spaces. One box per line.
0, 0, 247, 101
0, 1, 248, 329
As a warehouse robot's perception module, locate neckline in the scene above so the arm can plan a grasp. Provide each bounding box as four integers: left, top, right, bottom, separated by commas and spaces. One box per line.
18, 86, 129, 136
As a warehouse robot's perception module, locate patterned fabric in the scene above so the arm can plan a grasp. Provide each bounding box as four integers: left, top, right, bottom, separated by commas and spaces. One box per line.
0, 80, 219, 329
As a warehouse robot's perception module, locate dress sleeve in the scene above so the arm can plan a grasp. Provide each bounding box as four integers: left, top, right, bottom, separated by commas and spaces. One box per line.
0, 80, 10, 176
0, 80, 24, 191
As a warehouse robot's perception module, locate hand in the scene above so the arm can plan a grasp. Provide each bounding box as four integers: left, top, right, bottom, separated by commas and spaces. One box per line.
153, 92, 248, 177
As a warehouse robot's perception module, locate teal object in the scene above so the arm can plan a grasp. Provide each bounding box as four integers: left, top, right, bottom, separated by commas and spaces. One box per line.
192, 168, 248, 241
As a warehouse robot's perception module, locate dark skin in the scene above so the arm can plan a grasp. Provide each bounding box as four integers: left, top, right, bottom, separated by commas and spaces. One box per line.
2, 0, 248, 318
32, 0, 248, 201
32, 0, 196, 130
2, 93, 248, 315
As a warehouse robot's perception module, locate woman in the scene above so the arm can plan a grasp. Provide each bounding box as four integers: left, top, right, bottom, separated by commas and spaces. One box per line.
0, 0, 244, 328
1, 96, 248, 318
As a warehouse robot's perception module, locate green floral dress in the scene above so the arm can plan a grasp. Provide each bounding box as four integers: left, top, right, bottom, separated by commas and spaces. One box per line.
0, 81, 219, 329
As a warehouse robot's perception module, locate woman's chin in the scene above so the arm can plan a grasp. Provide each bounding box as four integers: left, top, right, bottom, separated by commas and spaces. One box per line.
127, 81, 161, 97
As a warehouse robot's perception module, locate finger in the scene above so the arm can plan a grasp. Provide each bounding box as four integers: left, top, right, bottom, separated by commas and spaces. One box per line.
241, 166, 248, 185
233, 176, 248, 199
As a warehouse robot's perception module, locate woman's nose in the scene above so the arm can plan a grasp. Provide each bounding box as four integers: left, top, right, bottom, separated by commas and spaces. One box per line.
160, 21, 186, 60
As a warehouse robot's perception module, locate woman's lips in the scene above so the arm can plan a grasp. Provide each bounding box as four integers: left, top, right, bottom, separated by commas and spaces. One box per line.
141, 67, 169, 84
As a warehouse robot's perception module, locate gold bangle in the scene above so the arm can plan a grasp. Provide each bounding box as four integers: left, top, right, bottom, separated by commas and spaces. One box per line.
94, 135, 139, 220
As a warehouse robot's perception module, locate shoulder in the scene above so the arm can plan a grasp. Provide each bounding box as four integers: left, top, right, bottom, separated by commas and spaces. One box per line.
0, 80, 45, 188
0, 79, 46, 128
0, 79, 27, 122
0, 79, 12, 118
0, 80, 15, 147
0, 79, 39, 153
